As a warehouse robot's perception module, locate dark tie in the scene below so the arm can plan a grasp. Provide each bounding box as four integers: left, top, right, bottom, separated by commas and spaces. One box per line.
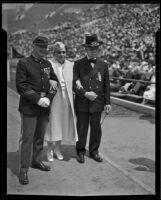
89, 58, 97, 64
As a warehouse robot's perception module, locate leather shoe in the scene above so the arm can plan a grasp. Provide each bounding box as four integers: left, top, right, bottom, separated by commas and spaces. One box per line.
31, 161, 51, 171
19, 172, 29, 185
54, 151, 64, 160
47, 150, 54, 162
77, 154, 85, 163
89, 153, 103, 162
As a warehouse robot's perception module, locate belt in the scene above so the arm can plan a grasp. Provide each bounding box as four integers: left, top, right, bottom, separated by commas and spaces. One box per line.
40, 92, 46, 97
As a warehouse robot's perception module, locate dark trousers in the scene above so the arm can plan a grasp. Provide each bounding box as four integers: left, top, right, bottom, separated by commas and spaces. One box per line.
132, 82, 147, 95
19, 111, 48, 172
76, 111, 102, 155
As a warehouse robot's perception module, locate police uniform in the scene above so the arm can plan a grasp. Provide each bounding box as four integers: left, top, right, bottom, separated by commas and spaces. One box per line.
73, 56, 111, 156
16, 54, 58, 173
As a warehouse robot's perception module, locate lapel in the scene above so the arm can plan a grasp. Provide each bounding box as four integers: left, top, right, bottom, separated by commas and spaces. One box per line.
82, 57, 102, 80
63, 61, 73, 102
61, 60, 74, 104
82, 56, 93, 73
50, 58, 73, 83
62, 60, 71, 82
91, 59, 101, 76
49, 58, 62, 85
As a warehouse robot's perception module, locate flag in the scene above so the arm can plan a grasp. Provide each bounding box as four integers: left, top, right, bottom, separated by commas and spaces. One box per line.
11, 46, 24, 59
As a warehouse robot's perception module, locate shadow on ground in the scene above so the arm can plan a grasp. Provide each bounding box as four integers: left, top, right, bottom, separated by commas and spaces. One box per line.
129, 157, 155, 172
139, 114, 155, 124
7, 144, 77, 177
7, 151, 20, 177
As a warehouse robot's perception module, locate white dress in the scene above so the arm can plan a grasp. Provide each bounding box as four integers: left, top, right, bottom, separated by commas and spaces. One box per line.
45, 58, 78, 142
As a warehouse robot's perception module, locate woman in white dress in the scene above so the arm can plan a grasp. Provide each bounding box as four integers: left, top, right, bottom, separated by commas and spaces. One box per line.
45, 42, 78, 162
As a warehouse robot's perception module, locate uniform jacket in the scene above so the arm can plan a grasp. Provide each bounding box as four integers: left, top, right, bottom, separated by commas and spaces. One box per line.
73, 56, 111, 113
45, 58, 78, 142
16, 55, 58, 116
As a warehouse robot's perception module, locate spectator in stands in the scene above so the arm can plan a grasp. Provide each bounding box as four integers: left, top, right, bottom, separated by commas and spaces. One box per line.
119, 62, 150, 96
111, 61, 123, 78
73, 34, 111, 164
16, 35, 58, 185
45, 41, 78, 162
142, 69, 155, 104
140, 61, 149, 72
129, 69, 148, 96
110, 61, 124, 92
127, 61, 155, 96
8, 4, 159, 62
119, 64, 135, 93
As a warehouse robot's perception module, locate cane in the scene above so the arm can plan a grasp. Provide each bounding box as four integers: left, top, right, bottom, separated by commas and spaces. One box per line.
101, 112, 108, 126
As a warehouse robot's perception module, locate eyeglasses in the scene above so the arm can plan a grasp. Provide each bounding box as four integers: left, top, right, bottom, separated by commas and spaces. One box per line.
56, 51, 66, 54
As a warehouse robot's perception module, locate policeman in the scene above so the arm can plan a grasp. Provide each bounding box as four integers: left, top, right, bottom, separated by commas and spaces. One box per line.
73, 34, 111, 163
16, 35, 58, 185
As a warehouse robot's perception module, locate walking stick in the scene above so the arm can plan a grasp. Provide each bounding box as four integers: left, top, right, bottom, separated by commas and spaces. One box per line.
101, 112, 108, 126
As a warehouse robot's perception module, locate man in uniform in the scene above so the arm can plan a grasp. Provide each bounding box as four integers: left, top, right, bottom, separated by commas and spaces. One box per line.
16, 35, 58, 185
73, 34, 111, 163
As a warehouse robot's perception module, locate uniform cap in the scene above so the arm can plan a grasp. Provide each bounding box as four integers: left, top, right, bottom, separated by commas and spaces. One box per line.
33, 35, 49, 47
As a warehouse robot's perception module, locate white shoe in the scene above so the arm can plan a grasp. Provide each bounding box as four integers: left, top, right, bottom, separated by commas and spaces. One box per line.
47, 150, 54, 162
54, 151, 64, 160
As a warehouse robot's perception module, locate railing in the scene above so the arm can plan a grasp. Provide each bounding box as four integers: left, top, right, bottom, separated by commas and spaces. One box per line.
110, 77, 155, 84
111, 96, 155, 116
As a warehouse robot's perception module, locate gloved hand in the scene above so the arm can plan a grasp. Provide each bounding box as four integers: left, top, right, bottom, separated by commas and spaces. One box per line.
85, 91, 98, 101
104, 104, 111, 114
42, 97, 50, 106
37, 97, 50, 107
76, 80, 83, 89
49, 80, 58, 90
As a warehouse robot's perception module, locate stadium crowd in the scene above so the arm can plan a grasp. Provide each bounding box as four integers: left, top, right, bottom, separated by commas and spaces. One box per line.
7, 4, 159, 102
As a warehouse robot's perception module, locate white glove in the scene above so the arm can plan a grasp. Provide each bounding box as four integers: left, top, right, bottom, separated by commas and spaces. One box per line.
42, 97, 50, 106
85, 91, 98, 101
37, 97, 50, 107
76, 80, 83, 89
49, 80, 58, 90
37, 98, 44, 106
104, 104, 111, 114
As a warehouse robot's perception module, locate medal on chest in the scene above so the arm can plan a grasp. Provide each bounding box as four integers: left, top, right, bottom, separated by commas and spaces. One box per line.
43, 67, 50, 79
98, 72, 102, 81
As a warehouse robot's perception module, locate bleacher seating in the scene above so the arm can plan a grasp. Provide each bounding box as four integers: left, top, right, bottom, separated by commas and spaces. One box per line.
5, 4, 158, 105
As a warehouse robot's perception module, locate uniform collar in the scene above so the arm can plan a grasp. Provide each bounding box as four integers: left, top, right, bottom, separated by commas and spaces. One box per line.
31, 54, 44, 63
